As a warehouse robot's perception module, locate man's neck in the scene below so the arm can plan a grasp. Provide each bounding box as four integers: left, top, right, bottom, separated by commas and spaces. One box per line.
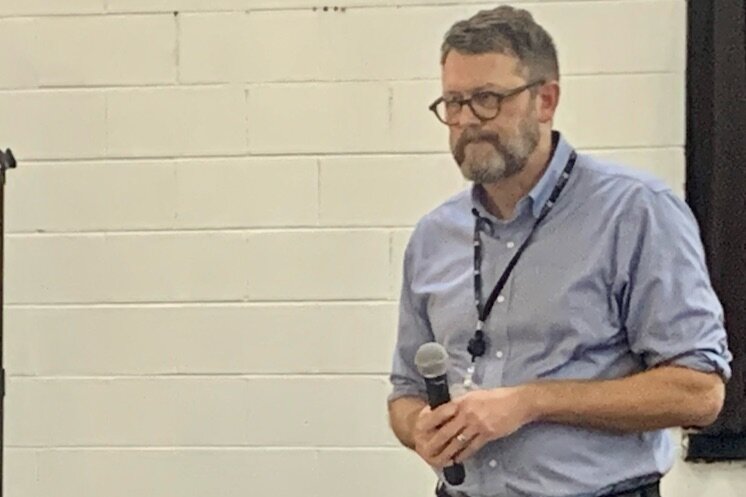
480, 132, 554, 220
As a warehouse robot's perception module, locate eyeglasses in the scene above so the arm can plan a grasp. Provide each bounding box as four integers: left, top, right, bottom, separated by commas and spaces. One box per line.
429, 80, 545, 126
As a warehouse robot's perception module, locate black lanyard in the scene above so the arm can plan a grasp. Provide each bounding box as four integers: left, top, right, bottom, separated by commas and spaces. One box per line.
467, 151, 578, 362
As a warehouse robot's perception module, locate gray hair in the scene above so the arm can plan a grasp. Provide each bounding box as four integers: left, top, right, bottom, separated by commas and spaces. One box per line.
441, 6, 559, 83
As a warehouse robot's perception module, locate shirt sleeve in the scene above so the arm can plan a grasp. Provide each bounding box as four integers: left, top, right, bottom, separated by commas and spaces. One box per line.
621, 188, 733, 381
388, 232, 435, 403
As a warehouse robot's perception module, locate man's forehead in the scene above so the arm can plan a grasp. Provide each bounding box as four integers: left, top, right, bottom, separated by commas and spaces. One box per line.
441, 51, 524, 92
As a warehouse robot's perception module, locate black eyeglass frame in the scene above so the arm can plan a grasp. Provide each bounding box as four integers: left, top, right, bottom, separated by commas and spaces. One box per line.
428, 79, 546, 125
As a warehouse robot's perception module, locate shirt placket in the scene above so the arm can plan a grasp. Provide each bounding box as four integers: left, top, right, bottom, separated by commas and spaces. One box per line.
474, 218, 530, 492
478, 217, 530, 389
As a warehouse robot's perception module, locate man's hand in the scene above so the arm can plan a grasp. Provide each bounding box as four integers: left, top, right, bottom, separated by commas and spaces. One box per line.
449, 387, 535, 462
411, 402, 459, 469
411, 387, 535, 468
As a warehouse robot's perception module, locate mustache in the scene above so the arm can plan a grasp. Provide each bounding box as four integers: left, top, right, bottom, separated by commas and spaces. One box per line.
454, 129, 504, 164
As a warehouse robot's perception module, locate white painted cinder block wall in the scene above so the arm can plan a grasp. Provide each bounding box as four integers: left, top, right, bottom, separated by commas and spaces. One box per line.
1, 0, 744, 496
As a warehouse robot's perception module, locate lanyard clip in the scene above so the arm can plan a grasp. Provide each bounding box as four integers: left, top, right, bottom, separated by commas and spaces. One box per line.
467, 327, 487, 361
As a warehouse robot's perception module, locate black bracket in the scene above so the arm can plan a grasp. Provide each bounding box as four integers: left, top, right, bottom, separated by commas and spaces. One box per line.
0, 149, 16, 184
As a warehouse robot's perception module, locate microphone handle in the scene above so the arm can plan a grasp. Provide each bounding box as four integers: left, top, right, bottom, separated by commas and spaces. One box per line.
425, 374, 451, 408
424, 374, 466, 485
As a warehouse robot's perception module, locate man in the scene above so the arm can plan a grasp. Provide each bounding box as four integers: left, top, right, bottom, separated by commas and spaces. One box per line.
387, 6, 732, 497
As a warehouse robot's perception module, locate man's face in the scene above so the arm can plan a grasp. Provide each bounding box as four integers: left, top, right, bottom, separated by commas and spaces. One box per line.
441, 51, 541, 184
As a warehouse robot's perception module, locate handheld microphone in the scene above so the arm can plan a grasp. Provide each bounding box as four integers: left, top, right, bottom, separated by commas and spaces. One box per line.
415, 342, 465, 486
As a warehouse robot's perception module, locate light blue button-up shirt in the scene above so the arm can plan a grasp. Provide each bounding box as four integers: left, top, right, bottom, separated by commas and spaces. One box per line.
388, 132, 732, 497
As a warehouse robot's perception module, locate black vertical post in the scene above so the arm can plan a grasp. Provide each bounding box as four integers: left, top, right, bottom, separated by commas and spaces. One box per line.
0, 149, 15, 497
685, 0, 746, 460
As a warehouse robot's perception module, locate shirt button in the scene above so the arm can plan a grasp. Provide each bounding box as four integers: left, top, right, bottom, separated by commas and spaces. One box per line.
489, 459, 498, 468
495, 350, 504, 359
506, 241, 515, 249
497, 295, 505, 304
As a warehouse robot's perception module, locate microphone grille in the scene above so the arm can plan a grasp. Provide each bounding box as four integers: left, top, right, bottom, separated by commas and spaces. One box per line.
415, 342, 448, 378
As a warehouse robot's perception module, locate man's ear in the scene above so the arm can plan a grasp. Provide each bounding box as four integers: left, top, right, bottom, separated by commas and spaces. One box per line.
536, 81, 560, 124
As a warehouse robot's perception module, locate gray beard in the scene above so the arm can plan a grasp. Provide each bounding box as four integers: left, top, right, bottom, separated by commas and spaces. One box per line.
460, 143, 526, 184
454, 120, 540, 184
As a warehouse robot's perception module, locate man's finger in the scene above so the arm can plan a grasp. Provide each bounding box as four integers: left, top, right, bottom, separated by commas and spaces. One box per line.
454, 434, 489, 464
428, 422, 473, 466
426, 414, 467, 458
419, 402, 458, 432
432, 434, 469, 469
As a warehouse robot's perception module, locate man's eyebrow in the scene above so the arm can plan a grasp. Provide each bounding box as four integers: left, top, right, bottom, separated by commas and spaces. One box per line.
472, 84, 500, 92
443, 84, 505, 98
476, 83, 513, 93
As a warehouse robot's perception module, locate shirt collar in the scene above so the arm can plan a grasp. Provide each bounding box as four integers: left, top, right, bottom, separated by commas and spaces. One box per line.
470, 131, 573, 221
528, 131, 573, 218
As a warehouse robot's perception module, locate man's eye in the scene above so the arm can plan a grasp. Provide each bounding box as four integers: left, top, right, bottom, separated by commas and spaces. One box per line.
472, 93, 500, 109
444, 100, 462, 112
